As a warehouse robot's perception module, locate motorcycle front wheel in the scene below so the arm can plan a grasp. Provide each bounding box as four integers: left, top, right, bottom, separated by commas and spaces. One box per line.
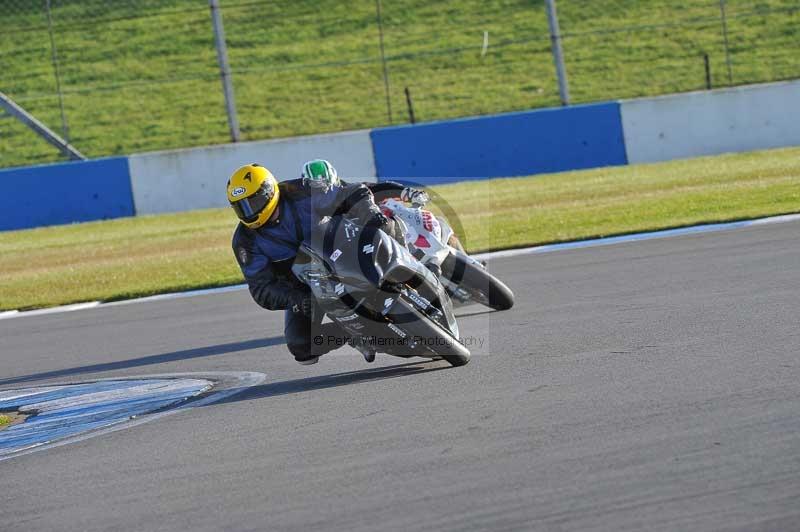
386, 299, 471, 367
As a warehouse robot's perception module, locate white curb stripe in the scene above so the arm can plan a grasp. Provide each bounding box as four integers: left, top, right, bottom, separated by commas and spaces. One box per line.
473, 212, 800, 261
102, 283, 247, 308
747, 213, 800, 226
0, 302, 101, 320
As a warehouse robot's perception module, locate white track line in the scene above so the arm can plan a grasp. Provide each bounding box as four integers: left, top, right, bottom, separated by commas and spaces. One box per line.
3, 212, 799, 321
1, 302, 101, 321
473, 214, 800, 261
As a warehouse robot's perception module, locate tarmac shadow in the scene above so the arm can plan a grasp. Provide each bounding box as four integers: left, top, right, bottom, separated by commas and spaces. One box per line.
209, 360, 449, 406
455, 308, 497, 318
0, 336, 285, 387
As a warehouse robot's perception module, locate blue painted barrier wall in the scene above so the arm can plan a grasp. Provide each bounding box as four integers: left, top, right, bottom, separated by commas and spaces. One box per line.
0, 157, 134, 231
7, 82, 791, 231
370, 102, 628, 185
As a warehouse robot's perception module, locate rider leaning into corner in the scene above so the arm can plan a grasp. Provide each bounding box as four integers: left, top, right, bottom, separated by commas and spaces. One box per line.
227, 159, 430, 366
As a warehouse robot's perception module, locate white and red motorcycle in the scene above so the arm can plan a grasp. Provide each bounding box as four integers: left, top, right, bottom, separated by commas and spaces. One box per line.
380, 198, 514, 311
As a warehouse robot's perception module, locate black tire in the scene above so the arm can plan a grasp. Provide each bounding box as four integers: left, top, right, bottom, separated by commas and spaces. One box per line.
441, 352, 470, 367
386, 300, 470, 367
442, 254, 515, 311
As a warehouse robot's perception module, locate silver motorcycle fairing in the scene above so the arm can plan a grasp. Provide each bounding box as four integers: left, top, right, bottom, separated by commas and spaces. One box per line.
292, 216, 460, 341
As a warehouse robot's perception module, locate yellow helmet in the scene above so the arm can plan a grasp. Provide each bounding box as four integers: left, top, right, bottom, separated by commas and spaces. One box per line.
227, 164, 280, 229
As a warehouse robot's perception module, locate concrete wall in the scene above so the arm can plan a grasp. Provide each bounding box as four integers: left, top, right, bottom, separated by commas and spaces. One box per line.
371, 102, 628, 185
0, 157, 133, 231
621, 79, 800, 164
129, 129, 377, 215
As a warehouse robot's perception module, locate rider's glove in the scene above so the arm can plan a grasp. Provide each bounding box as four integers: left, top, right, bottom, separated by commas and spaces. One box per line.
400, 187, 429, 206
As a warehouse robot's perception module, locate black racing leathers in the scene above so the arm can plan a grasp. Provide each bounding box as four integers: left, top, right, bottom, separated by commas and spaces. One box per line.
232, 179, 393, 311
231, 178, 408, 360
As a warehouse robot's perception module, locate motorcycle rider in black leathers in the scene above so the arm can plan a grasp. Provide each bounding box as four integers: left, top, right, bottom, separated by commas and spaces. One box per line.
227, 160, 428, 365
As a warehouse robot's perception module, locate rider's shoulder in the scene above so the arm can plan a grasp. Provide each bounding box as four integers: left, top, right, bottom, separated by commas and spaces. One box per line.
279, 178, 310, 200
232, 222, 256, 247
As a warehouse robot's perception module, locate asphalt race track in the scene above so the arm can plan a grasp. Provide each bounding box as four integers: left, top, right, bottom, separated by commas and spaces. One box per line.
2, 220, 799, 531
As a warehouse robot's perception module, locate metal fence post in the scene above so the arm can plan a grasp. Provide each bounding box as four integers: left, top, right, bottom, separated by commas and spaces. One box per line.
45, 0, 69, 142
718, 0, 734, 85
404, 86, 416, 124
545, 0, 570, 106
375, 0, 393, 123
209, 0, 240, 142
0, 91, 86, 161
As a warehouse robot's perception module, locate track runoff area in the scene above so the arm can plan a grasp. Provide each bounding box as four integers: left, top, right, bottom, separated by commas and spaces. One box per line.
1, 215, 799, 531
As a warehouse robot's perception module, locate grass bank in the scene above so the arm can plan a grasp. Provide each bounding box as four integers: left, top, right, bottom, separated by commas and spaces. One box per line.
1, 146, 798, 311
1, 0, 798, 167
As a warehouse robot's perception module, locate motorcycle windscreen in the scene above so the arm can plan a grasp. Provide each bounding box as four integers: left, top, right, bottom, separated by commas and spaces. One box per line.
310, 216, 384, 291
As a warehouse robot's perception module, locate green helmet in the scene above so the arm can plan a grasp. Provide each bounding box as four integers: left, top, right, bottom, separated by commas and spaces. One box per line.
301, 159, 340, 191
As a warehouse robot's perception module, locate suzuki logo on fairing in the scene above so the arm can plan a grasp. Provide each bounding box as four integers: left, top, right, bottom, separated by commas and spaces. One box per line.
362, 244, 375, 254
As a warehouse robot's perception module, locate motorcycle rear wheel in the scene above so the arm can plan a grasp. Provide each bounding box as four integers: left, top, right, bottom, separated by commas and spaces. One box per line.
442, 253, 515, 311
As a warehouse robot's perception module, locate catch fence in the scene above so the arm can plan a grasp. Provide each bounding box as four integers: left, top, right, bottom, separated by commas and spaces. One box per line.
0, 0, 797, 168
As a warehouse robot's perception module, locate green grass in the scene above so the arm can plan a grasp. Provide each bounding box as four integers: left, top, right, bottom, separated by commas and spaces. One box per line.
1, 145, 799, 311
437, 150, 800, 252
0, 412, 27, 429
1, 0, 798, 168
0, 413, 22, 429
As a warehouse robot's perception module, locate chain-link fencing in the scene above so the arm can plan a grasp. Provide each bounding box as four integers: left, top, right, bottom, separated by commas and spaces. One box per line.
0, 0, 798, 168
